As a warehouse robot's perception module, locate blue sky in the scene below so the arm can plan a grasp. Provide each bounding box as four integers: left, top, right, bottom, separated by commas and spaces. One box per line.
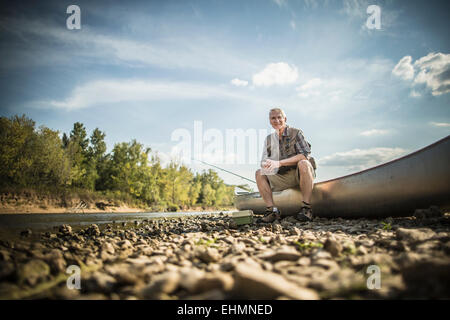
1, 0, 449, 189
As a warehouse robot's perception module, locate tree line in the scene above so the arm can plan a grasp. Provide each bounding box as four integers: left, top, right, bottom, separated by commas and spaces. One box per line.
0, 115, 236, 210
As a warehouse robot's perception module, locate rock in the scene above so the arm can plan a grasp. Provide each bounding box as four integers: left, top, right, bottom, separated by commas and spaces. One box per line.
258, 248, 301, 262
232, 263, 319, 300
396, 228, 435, 242
20, 229, 32, 237
357, 246, 368, 255
311, 249, 332, 261
104, 264, 140, 286
0, 261, 15, 280
84, 271, 117, 293
117, 240, 132, 249
0, 250, 11, 262
178, 268, 205, 293
140, 271, 180, 299
414, 206, 443, 219
196, 248, 220, 264
17, 259, 50, 286
101, 242, 115, 255
44, 249, 66, 274
86, 224, 101, 236
323, 238, 342, 257
400, 259, 450, 298
59, 224, 72, 235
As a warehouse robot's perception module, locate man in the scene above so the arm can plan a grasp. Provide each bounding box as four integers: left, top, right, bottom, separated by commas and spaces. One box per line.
255, 108, 316, 222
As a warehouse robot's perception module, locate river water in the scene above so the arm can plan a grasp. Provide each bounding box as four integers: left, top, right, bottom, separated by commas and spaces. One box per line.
0, 211, 231, 238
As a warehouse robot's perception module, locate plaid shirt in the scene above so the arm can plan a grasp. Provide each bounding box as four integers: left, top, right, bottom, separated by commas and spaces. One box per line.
261, 126, 311, 163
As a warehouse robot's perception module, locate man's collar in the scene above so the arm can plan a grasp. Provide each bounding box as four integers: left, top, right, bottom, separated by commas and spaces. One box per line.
282, 125, 289, 136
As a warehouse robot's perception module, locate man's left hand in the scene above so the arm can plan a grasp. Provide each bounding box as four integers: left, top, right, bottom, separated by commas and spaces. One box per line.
265, 159, 281, 171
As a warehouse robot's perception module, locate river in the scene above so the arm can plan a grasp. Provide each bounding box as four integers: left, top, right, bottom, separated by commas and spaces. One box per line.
0, 211, 231, 239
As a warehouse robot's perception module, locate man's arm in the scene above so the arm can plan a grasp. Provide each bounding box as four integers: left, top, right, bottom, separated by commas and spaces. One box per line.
265, 130, 311, 170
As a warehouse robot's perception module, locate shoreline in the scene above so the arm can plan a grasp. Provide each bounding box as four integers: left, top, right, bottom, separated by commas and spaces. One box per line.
0, 204, 236, 215
1, 210, 449, 299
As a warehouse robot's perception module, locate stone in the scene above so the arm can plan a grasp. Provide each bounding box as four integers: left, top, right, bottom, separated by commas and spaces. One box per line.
59, 224, 72, 235
0, 261, 15, 280
396, 228, 435, 242
17, 259, 50, 286
323, 238, 343, 257
140, 271, 180, 299
258, 248, 301, 262
84, 271, 117, 293
196, 248, 220, 264
232, 263, 319, 300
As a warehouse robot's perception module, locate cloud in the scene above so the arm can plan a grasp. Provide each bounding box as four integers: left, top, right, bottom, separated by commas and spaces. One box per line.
409, 90, 421, 98
429, 121, 450, 127
296, 78, 322, 97
252, 62, 299, 87
392, 56, 414, 80
413, 52, 450, 96
393, 52, 450, 96
231, 78, 248, 87
0, 17, 257, 76
360, 129, 390, 136
318, 147, 408, 171
37, 79, 266, 110
340, 0, 399, 32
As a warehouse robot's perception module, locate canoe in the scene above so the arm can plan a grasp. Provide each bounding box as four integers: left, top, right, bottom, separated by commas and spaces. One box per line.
235, 135, 450, 218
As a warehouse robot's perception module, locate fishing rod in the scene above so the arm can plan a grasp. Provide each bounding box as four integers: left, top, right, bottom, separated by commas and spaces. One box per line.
191, 158, 256, 184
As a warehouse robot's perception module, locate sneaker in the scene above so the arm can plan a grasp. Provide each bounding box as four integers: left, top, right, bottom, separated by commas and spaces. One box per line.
261, 207, 281, 223
296, 205, 314, 221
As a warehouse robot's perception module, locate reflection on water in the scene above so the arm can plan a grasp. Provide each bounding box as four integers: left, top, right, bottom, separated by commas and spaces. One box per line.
0, 211, 229, 234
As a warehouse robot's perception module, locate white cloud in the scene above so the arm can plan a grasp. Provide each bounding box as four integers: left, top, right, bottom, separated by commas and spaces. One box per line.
231, 78, 248, 87
318, 147, 408, 171
413, 52, 450, 96
296, 78, 322, 97
38, 79, 266, 110
360, 129, 390, 136
0, 17, 257, 76
252, 62, 299, 87
392, 56, 414, 80
409, 90, 421, 98
393, 52, 450, 96
429, 122, 450, 127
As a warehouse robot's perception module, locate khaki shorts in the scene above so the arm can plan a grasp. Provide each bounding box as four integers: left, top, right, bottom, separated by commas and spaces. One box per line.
266, 162, 316, 192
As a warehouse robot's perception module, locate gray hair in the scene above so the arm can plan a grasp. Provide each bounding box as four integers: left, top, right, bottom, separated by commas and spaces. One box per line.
269, 108, 286, 118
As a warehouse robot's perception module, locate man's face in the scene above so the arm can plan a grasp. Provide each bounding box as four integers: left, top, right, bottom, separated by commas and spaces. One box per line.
269, 111, 286, 131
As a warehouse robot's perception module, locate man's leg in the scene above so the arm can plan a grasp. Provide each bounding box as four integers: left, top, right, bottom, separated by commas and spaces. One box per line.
255, 169, 274, 207
298, 160, 314, 204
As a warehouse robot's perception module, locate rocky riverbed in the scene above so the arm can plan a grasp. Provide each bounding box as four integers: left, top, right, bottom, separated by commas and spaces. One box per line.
1, 208, 449, 300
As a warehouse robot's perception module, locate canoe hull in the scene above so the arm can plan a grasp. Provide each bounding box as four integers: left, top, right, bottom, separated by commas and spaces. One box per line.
235, 136, 450, 218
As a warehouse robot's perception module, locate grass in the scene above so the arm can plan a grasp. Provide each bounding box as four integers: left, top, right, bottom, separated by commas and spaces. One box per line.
195, 237, 217, 247
381, 221, 392, 231
294, 241, 323, 251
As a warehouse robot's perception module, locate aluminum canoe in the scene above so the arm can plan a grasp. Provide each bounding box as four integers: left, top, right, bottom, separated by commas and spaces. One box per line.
234, 135, 450, 218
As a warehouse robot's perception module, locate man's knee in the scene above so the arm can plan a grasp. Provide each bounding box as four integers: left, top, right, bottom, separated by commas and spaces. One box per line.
297, 160, 312, 174
256, 169, 268, 181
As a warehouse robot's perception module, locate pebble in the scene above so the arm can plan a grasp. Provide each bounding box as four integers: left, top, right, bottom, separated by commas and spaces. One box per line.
0, 211, 448, 300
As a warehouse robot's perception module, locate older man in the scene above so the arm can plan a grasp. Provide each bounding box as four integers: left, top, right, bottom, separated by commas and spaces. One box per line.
255, 108, 316, 222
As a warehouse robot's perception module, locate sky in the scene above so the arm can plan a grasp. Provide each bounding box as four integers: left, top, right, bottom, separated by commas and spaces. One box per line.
0, 0, 449, 190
